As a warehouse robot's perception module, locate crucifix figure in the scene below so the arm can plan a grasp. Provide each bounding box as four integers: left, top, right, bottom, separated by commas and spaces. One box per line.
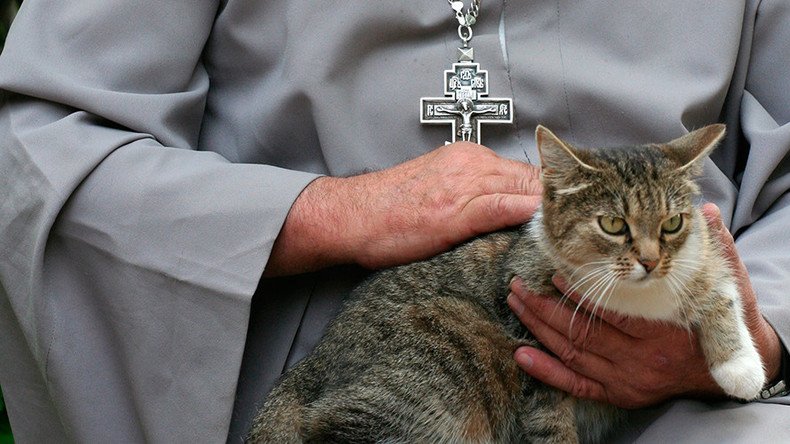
420, 60, 513, 144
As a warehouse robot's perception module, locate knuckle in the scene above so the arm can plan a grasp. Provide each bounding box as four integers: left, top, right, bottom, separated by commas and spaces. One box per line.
518, 171, 542, 195
446, 141, 489, 158
569, 378, 599, 400
466, 194, 509, 227
570, 322, 591, 350
629, 371, 668, 400
631, 377, 656, 395
610, 313, 633, 332
557, 342, 582, 369
487, 194, 511, 218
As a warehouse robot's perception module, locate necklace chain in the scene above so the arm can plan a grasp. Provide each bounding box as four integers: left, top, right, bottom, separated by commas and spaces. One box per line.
447, 0, 481, 46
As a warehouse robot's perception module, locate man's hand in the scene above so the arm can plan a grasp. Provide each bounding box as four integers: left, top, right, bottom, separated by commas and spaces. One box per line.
265, 142, 542, 276
507, 203, 782, 408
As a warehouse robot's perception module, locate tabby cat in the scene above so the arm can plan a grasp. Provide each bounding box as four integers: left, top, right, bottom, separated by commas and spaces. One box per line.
249, 124, 765, 443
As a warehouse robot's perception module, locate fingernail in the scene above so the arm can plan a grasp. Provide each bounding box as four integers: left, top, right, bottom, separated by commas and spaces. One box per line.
509, 275, 521, 289
507, 293, 525, 315
516, 348, 534, 369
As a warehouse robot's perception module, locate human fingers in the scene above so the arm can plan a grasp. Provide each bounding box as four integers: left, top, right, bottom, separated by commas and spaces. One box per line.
701, 203, 738, 263
513, 346, 611, 404
508, 277, 723, 406
458, 194, 541, 235
506, 290, 616, 378
471, 173, 543, 198
437, 142, 542, 196
492, 159, 543, 195
508, 279, 634, 359
507, 283, 657, 407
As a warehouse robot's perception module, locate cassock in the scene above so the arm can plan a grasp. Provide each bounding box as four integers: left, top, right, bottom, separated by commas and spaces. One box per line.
0, 0, 787, 442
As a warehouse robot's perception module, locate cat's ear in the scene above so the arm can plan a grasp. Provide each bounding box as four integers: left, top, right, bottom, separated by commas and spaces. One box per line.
661, 124, 726, 175
535, 125, 598, 177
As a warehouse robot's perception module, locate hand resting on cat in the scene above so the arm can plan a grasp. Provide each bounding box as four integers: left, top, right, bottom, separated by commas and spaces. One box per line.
264, 143, 542, 276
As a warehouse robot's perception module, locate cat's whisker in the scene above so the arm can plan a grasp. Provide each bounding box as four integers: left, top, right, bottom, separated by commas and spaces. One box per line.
560, 270, 610, 337
561, 268, 612, 327
584, 271, 615, 318
595, 272, 620, 318
564, 265, 611, 297
566, 261, 612, 284
588, 272, 620, 336
558, 267, 609, 308
671, 258, 704, 269
569, 271, 615, 343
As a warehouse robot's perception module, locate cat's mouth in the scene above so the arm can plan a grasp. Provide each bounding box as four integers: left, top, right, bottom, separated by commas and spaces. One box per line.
628, 260, 665, 283
629, 269, 662, 284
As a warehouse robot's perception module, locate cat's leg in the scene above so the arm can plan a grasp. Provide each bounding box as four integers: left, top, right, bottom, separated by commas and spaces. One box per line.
517, 387, 579, 444
247, 379, 306, 443
302, 379, 501, 443
300, 383, 413, 444
697, 280, 765, 400
248, 357, 327, 443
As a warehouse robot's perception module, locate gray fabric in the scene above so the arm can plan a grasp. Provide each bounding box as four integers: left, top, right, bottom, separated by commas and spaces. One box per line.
0, 0, 787, 442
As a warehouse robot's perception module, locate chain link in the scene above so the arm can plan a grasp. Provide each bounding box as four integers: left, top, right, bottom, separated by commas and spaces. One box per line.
447, 0, 481, 46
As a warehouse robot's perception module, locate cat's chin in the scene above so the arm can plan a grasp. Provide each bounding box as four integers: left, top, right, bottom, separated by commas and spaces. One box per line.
596, 276, 682, 322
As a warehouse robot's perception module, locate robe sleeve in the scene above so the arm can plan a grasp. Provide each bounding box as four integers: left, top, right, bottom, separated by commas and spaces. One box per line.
731, 0, 790, 401
0, 0, 319, 441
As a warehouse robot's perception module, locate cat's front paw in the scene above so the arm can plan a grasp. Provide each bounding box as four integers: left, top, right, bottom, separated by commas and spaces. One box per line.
710, 350, 765, 401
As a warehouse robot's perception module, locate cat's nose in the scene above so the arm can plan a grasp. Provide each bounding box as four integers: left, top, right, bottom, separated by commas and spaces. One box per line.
639, 258, 659, 273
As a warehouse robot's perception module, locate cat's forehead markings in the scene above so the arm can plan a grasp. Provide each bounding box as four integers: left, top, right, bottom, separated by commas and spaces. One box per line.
554, 183, 592, 196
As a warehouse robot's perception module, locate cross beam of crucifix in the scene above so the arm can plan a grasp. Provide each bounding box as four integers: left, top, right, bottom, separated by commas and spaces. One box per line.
420, 61, 513, 144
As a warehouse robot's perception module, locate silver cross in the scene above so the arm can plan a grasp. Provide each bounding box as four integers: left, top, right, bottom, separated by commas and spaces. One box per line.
420, 55, 513, 144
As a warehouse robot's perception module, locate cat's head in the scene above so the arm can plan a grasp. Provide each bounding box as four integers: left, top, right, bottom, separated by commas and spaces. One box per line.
534, 124, 725, 318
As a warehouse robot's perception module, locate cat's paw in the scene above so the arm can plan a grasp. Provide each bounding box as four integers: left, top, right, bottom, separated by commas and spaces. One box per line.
710, 350, 765, 401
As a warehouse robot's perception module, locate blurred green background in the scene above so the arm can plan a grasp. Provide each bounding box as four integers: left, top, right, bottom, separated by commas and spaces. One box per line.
0, 0, 20, 50
1, 1, 22, 441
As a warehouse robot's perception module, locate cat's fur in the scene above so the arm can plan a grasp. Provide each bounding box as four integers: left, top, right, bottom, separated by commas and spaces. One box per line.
248, 125, 765, 443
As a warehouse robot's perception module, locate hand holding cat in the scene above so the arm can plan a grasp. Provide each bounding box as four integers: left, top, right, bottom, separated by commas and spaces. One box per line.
265, 142, 542, 276
508, 203, 782, 408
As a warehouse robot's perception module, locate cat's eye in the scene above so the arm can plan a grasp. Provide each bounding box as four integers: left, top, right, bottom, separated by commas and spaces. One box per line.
598, 216, 628, 235
662, 214, 683, 234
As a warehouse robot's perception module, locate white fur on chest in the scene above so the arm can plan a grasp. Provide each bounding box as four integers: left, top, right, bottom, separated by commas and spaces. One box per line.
602, 279, 683, 321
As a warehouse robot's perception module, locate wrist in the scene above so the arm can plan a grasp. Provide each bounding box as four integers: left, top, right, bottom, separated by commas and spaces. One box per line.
264, 176, 361, 276
756, 316, 783, 385
760, 332, 789, 399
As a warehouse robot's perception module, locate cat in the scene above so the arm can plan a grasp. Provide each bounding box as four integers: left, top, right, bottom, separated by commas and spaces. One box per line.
248, 124, 765, 443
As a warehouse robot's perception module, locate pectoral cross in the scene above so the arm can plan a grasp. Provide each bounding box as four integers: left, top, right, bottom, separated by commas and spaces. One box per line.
420, 50, 513, 144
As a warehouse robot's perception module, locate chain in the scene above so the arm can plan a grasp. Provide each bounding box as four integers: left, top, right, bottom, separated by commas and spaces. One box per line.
447, 0, 481, 47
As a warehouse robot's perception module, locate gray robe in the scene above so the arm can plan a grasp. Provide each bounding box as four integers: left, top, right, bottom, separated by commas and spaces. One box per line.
0, 0, 787, 442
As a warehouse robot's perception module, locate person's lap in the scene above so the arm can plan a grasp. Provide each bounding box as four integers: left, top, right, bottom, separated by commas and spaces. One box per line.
614, 398, 790, 443
231, 269, 790, 443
